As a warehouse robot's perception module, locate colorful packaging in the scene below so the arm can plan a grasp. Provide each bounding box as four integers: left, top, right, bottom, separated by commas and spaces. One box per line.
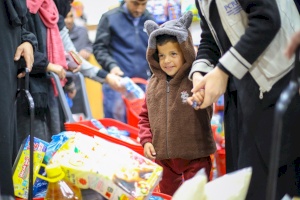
50, 133, 163, 200
12, 136, 49, 199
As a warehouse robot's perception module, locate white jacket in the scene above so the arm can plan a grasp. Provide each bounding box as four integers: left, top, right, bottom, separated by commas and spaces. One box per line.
191, 0, 300, 98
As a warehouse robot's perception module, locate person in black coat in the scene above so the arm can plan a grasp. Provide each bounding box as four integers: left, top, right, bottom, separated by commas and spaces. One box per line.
188, 0, 300, 199
0, 0, 36, 199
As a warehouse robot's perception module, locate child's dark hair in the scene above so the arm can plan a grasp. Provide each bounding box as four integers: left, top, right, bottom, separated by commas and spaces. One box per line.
156, 34, 178, 46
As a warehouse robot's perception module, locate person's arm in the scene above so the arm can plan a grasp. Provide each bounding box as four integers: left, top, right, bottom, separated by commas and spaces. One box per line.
191, 0, 281, 81
93, 14, 119, 72
60, 26, 124, 90
218, 0, 281, 79
138, 98, 153, 147
30, 51, 49, 74
60, 26, 102, 79
14, 27, 37, 77
189, 0, 221, 80
21, 27, 38, 53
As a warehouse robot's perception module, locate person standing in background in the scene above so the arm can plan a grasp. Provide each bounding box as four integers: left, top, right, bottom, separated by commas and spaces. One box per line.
93, 0, 153, 123
0, 1, 36, 199
65, 9, 92, 60
187, 0, 300, 199
71, 0, 88, 27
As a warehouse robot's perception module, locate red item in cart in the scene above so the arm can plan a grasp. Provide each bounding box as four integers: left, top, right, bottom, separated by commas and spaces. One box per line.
64, 118, 144, 155
215, 148, 226, 177
123, 97, 145, 128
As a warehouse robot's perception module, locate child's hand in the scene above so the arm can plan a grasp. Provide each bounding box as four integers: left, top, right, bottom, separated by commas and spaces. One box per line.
143, 142, 156, 160
187, 89, 205, 110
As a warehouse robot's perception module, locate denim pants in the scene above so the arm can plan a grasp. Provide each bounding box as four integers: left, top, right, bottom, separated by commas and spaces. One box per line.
102, 82, 146, 123
102, 83, 127, 123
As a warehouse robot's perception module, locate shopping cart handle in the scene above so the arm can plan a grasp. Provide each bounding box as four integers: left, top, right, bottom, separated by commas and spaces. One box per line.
131, 77, 148, 85
49, 72, 75, 123
66, 71, 93, 120
266, 47, 300, 200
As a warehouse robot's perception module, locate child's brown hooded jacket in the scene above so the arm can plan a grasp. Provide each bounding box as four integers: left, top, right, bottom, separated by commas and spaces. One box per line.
138, 11, 216, 160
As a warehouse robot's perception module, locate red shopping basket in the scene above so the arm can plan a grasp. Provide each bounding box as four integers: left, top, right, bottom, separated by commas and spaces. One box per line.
211, 124, 226, 177
152, 192, 172, 200
123, 77, 148, 128
64, 118, 144, 155
123, 97, 145, 128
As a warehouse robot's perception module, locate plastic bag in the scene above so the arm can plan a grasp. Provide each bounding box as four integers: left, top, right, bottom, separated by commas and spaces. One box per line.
205, 167, 252, 200
172, 169, 207, 200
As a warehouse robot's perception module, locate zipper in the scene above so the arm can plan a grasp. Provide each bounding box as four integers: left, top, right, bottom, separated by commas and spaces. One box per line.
259, 88, 264, 99
198, 0, 224, 55
166, 81, 170, 158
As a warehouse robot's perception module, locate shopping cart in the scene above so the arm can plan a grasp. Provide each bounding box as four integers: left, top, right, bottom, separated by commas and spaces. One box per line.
151, 192, 172, 200
122, 77, 148, 128
49, 72, 144, 156
64, 118, 144, 156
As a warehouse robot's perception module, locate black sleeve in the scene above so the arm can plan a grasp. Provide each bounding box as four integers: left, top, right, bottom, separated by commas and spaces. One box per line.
21, 27, 38, 52
234, 0, 281, 64
96, 69, 109, 79
31, 51, 49, 74
93, 14, 118, 72
195, 0, 221, 66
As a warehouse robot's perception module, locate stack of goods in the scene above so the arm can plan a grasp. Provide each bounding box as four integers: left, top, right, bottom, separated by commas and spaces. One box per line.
49, 132, 163, 200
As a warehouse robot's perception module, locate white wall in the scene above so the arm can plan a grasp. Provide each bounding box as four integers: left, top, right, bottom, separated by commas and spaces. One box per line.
80, 0, 120, 25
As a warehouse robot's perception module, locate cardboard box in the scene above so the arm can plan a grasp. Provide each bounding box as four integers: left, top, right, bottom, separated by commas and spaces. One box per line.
50, 133, 162, 200
13, 136, 48, 199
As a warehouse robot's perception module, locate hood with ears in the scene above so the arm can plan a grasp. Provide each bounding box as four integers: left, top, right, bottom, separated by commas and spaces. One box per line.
144, 11, 195, 82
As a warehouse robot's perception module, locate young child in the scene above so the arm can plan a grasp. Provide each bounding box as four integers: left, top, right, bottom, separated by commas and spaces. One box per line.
138, 11, 216, 196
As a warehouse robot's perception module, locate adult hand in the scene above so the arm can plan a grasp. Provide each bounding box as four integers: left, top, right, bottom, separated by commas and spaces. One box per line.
143, 142, 156, 160
110, 66, 124, 76
285, 31, 300, 59
105, 73, 125, 92
14, 42, 34, 78
47, 63, 66, 80
191, 67, 228, 109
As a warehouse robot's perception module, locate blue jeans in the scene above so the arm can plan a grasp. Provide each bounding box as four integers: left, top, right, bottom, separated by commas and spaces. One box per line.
102, 83, 126, 123
102, 82, 147, 123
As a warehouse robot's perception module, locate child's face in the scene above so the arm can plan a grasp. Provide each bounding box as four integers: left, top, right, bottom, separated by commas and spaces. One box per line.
157, 41, 185, 77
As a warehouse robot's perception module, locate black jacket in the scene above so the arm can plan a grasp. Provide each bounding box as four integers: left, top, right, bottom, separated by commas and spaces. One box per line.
93, 4, 153, 79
